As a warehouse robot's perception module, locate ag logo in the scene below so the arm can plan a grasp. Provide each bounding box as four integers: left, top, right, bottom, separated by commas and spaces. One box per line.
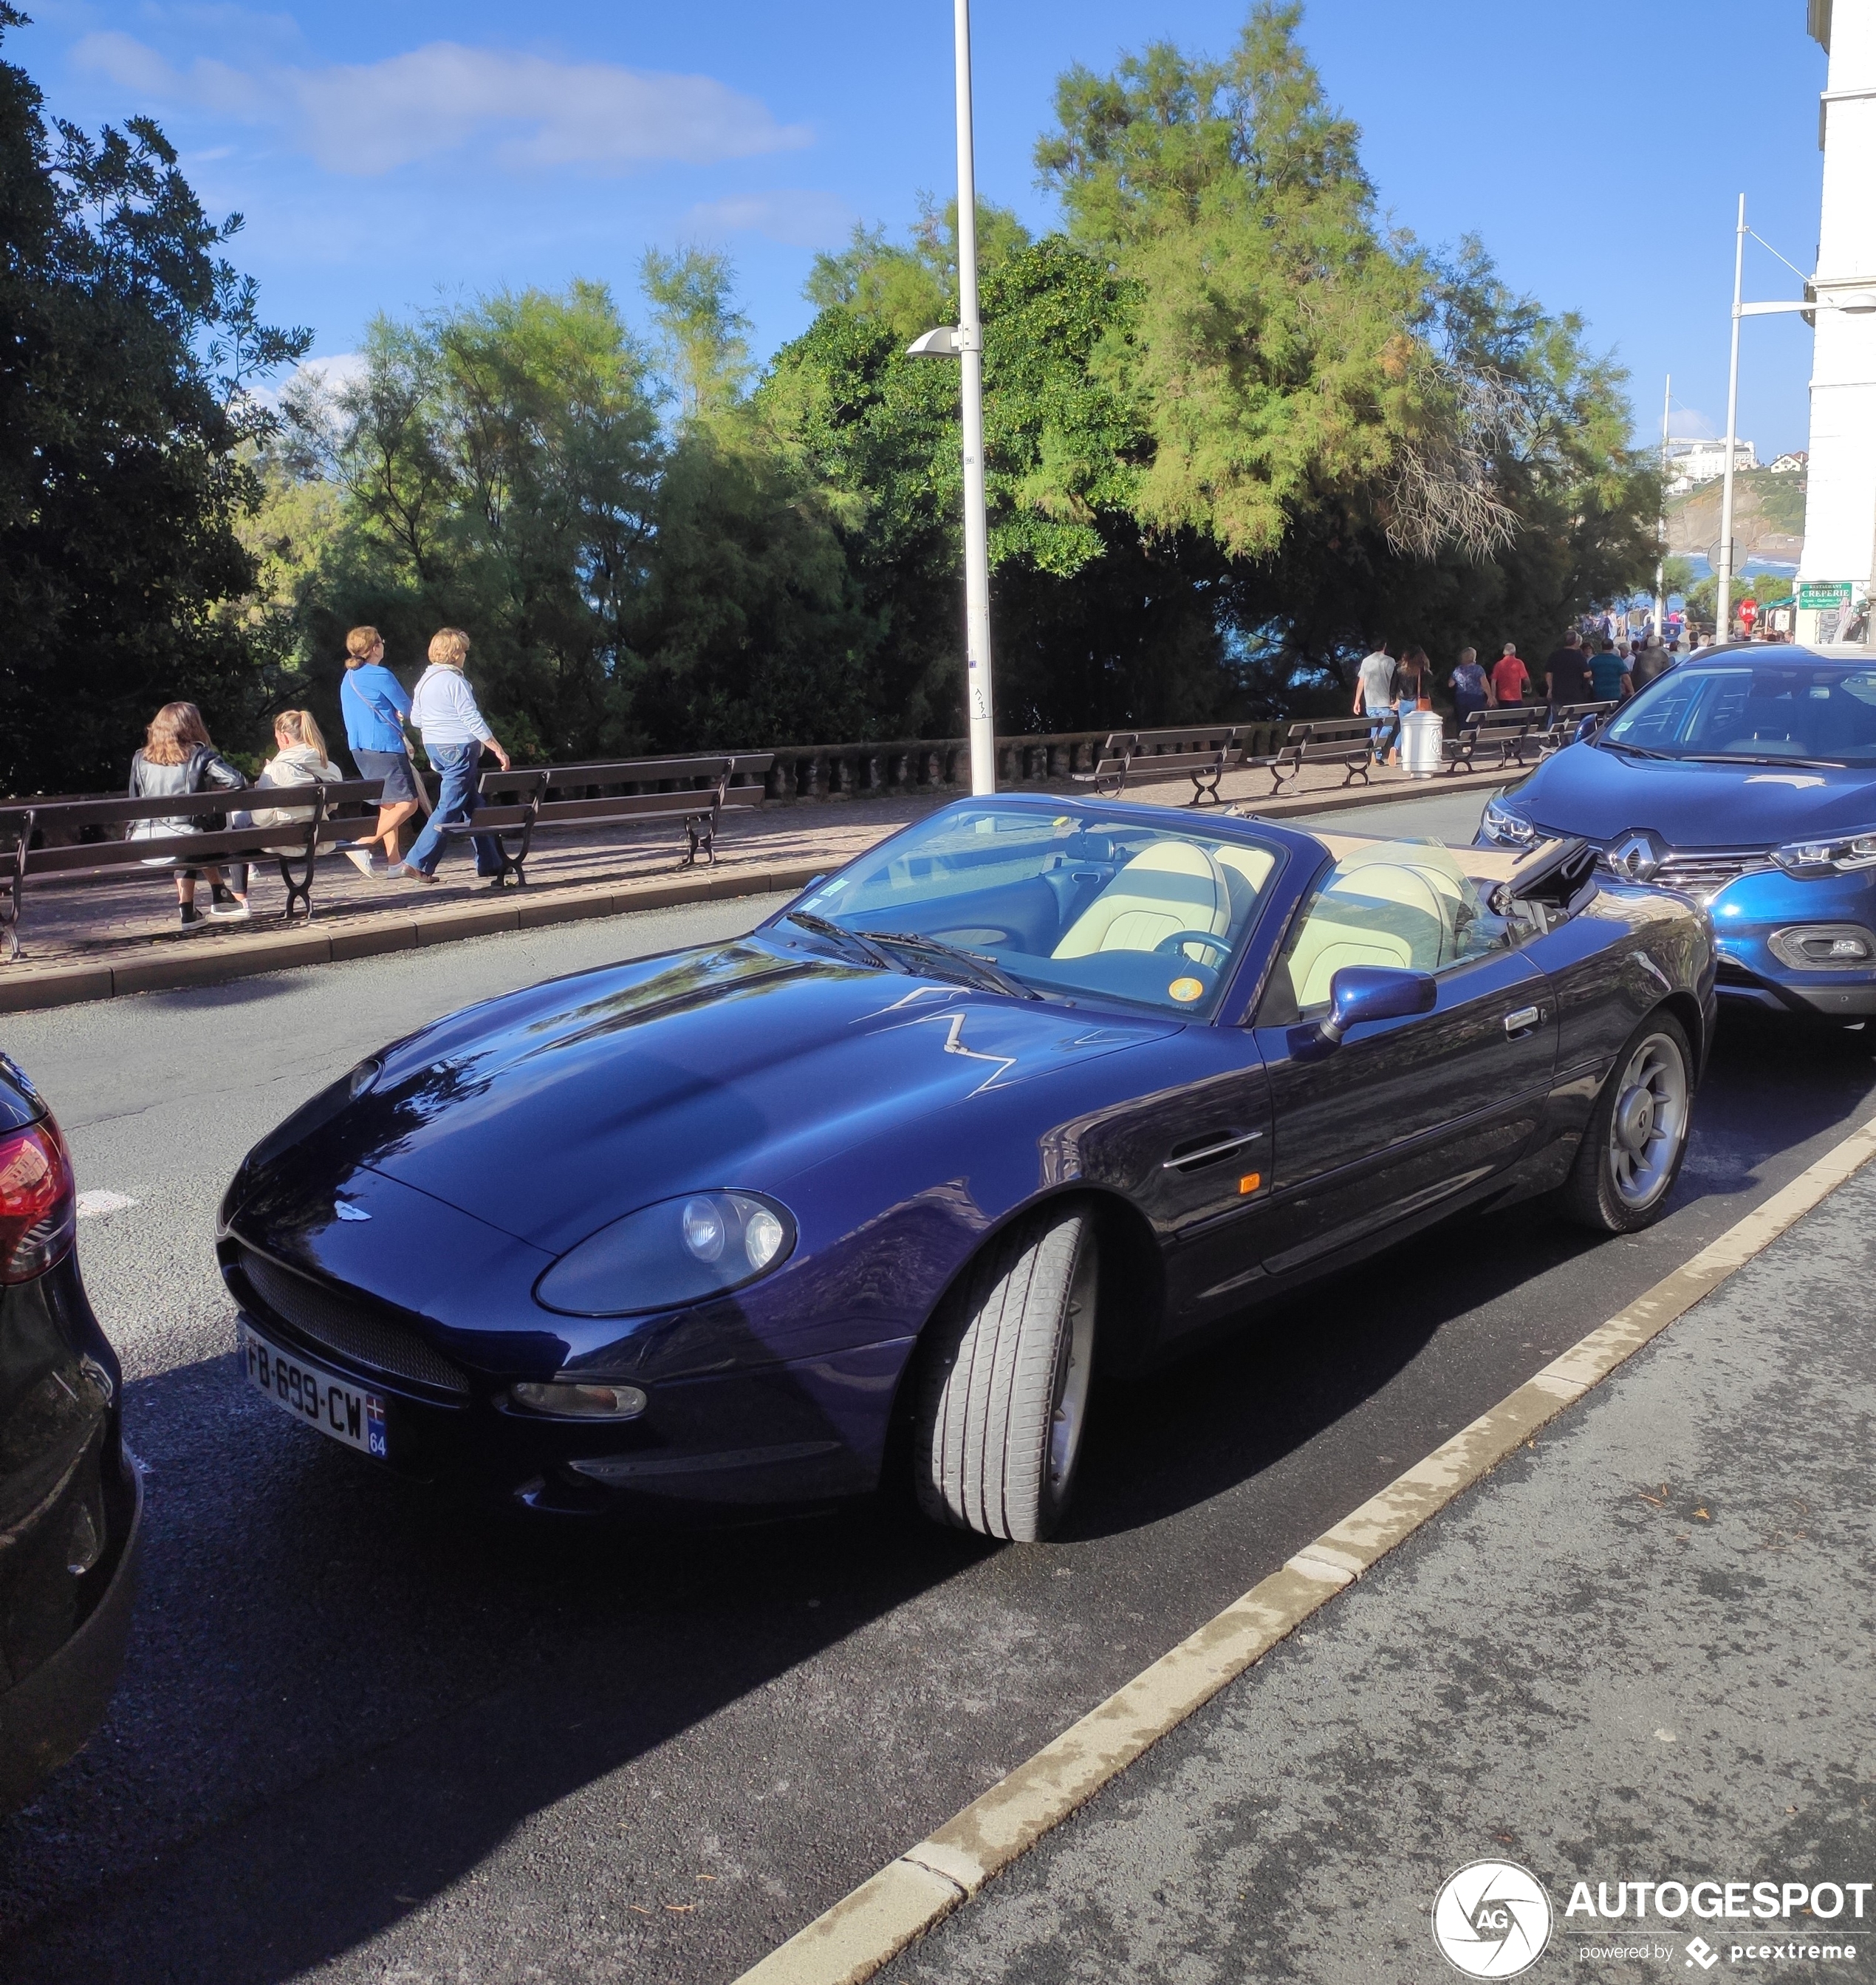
1606, 830, 1665, 884
1431, 1860, 1553, 1977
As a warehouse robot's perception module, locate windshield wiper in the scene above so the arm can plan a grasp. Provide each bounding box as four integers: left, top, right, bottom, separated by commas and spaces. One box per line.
1682, 754, 1846, 770
1595, 737, 1677, 761
782, 909, 896, 971
853, 928, 1043, 1000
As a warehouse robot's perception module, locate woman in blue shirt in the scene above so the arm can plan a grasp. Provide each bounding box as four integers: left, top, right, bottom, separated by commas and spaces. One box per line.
339, 626, 420, 875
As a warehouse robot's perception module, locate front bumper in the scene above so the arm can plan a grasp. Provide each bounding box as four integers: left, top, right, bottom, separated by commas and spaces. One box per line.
1708, 868, 1876, 1018
227, 1265, 914, 1519
0, 1449, 143, 1812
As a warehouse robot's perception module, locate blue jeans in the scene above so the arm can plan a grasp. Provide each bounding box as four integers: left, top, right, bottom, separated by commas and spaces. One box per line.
1368, 703, 1402, 761
403, 743, 500, 877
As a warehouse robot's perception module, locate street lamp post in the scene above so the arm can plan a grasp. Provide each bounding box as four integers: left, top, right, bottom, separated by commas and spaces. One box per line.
1716, 197, 1747, 640
908, 0, 997, 796
1654, 372, 1671, 643
1710, 192, 1876, 644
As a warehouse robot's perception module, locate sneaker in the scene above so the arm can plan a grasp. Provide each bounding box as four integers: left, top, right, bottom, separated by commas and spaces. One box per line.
343, 847, 382, 879
208, 899, 250, 920
381, 863, 437, 885
178, 903, 202, 928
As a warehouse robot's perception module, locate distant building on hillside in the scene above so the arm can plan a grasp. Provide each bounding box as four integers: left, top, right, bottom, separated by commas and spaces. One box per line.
1768, 451, 1810, 473
1666, 439, 1758, 492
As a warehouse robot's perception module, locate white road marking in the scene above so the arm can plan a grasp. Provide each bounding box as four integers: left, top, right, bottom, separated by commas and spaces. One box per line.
76, 1189, 139, 1217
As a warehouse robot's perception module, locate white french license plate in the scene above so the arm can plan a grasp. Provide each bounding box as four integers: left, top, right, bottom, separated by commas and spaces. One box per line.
239, 1318, 387, 1459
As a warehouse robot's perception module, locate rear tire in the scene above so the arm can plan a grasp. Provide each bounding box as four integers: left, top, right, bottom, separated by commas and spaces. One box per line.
914, 1203, 1098, 1542
1558, 1011, 1694, 1233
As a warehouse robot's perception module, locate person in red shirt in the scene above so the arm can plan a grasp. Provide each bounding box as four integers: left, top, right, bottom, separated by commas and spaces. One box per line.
1490, 642, 1530, 705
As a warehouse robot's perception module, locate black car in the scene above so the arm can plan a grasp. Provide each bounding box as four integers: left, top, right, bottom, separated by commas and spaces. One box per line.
0, 1053, 141, 1811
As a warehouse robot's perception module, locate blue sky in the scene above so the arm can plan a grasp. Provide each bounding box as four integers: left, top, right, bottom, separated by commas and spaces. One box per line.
17, 1, 1832, 458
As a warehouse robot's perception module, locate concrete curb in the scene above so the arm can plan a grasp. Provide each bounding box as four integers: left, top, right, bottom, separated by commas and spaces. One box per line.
0, 765, 1510, 1017
733, 1108, 1876, 1985
0, 863, 827, 1016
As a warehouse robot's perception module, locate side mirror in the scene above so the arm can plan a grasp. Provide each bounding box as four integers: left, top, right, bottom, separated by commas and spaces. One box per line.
1573, 713, 1601, 745
1314, 966, 1437, 1048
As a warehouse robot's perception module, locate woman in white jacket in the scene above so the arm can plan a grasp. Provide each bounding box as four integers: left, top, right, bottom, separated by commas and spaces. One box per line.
244, 710, 343, 858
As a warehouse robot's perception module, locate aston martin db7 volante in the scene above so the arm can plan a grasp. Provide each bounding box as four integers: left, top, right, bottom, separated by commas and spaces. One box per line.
219, 796, 1714, 1540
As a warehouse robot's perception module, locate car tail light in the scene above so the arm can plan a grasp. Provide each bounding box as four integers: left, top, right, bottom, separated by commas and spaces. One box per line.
0, 1118, 77, 1282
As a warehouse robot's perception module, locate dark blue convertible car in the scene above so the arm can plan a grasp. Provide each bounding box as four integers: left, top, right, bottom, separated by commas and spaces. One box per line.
1479, 644, 1876, 1025
219, 796, 1713, 1540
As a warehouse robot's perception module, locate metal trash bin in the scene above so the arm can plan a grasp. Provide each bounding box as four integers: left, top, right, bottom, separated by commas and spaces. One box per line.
1399, 708, 1444, 780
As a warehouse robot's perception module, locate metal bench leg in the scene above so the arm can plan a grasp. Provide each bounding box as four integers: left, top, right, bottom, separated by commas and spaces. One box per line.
276, 853, 315, 920
1188, 762, 1226, 807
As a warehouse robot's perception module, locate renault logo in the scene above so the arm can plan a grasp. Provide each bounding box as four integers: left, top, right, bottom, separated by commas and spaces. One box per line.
1607, 831, 1665, 884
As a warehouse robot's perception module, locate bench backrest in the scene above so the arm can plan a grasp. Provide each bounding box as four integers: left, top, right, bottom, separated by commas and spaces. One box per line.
0, 780, 384, 836
1287, 717, 1378, 745
1462, 708, 1543, 732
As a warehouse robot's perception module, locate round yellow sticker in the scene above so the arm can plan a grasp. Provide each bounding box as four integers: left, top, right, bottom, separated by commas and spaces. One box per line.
1168, 977, 1205, 1003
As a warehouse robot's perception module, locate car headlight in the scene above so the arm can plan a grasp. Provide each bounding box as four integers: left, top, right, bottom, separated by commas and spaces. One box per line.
533, 1190, 797, 1318
1479, 799, 1538, 848
1772, 834, 1876, 878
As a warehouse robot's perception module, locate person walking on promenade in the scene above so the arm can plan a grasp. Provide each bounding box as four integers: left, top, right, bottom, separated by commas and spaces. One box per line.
1544, 630, 1593, 715
1589, 635, 1634, 704
1449, 646, 1493, 728
1490, 641, 1530, 707
338, 626, 420, 876
1632, 636, 1673, 688
128, 702, 250, 928
386, 629, 511, 886
1354, 638, 1399, 766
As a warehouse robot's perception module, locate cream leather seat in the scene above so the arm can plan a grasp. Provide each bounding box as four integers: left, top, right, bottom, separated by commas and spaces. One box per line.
1054, 841, 1232, 959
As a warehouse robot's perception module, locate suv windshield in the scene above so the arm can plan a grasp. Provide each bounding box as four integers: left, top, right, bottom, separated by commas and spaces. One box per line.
780, 804, 1285, 1018
1600, 663, 1876, 766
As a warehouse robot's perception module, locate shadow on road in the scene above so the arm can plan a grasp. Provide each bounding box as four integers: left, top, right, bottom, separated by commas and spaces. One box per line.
2, 1005, 1870, 1984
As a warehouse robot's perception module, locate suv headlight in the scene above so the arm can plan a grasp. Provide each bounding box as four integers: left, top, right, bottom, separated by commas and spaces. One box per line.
1479, 799, 1538, 848
1772, 834, 1876, 878
533, 1190, 796, 1317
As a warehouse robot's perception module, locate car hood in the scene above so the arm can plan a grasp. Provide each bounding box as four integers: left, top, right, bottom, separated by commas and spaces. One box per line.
261, 937, 1174, 1257
1518, 746, 1876, 845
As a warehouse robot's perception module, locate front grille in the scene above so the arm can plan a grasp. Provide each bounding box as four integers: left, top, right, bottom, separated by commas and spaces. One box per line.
239, 1251, 469, 1396
1598, 847, 1773, 900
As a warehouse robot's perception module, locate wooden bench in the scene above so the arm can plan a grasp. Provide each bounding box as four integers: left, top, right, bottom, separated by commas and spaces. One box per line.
1242, 716, 1380, 796
1071, 728, 1241, 806
1537, 700, 1619, 755
0, 779, 384, 961
453, 753, 776, 886
1441, 707, 1547, 775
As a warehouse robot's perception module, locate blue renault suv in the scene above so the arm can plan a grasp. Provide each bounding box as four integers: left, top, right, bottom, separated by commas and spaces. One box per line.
1478, 644, 1876, 1024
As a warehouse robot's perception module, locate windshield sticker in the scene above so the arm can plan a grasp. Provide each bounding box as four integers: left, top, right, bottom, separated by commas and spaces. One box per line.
1168, 977, 1205, 1003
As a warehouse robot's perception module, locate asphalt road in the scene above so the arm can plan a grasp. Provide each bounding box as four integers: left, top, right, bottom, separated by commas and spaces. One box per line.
2, 796, 1874, 1985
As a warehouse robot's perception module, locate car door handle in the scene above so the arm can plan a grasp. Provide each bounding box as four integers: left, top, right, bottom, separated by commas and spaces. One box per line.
1503, 1005, 1543, 1038
1163, 1130, 1264, 1171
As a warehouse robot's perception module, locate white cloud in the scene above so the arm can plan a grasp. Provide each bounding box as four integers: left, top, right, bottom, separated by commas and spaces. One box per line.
72, 33, 812, 177
685, 189, 855, 249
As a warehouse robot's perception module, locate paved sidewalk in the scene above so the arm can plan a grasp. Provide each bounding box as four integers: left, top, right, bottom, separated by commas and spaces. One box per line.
0, 759, 1509, 1011
883, 1158, 1876, 1984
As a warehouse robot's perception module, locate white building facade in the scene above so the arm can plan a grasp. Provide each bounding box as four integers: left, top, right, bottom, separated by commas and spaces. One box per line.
1798, 0, 1876, 645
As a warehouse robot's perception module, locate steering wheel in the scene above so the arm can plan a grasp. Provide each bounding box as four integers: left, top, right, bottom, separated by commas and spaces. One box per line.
1152, 930, 1232, 963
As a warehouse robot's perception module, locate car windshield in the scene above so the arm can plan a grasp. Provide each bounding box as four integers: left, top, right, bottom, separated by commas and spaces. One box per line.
782, 804, 1286, 1018
1599, 663, 1876, 766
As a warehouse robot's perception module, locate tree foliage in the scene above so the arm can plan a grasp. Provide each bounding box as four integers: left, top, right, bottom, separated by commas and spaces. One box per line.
0, 4, 309, 793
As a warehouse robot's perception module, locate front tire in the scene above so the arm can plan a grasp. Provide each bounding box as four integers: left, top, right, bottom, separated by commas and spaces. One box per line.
914, 1203, 1098, 1542
1558, 1011, 1694, 1232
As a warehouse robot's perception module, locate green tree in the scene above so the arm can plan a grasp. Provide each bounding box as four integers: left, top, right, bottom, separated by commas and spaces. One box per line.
301, 282, 662, 758
629, 253, 881, 747
0, 6, 310, 793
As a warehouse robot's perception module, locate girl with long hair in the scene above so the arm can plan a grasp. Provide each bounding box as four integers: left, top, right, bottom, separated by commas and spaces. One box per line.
127, 703, 249, 927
